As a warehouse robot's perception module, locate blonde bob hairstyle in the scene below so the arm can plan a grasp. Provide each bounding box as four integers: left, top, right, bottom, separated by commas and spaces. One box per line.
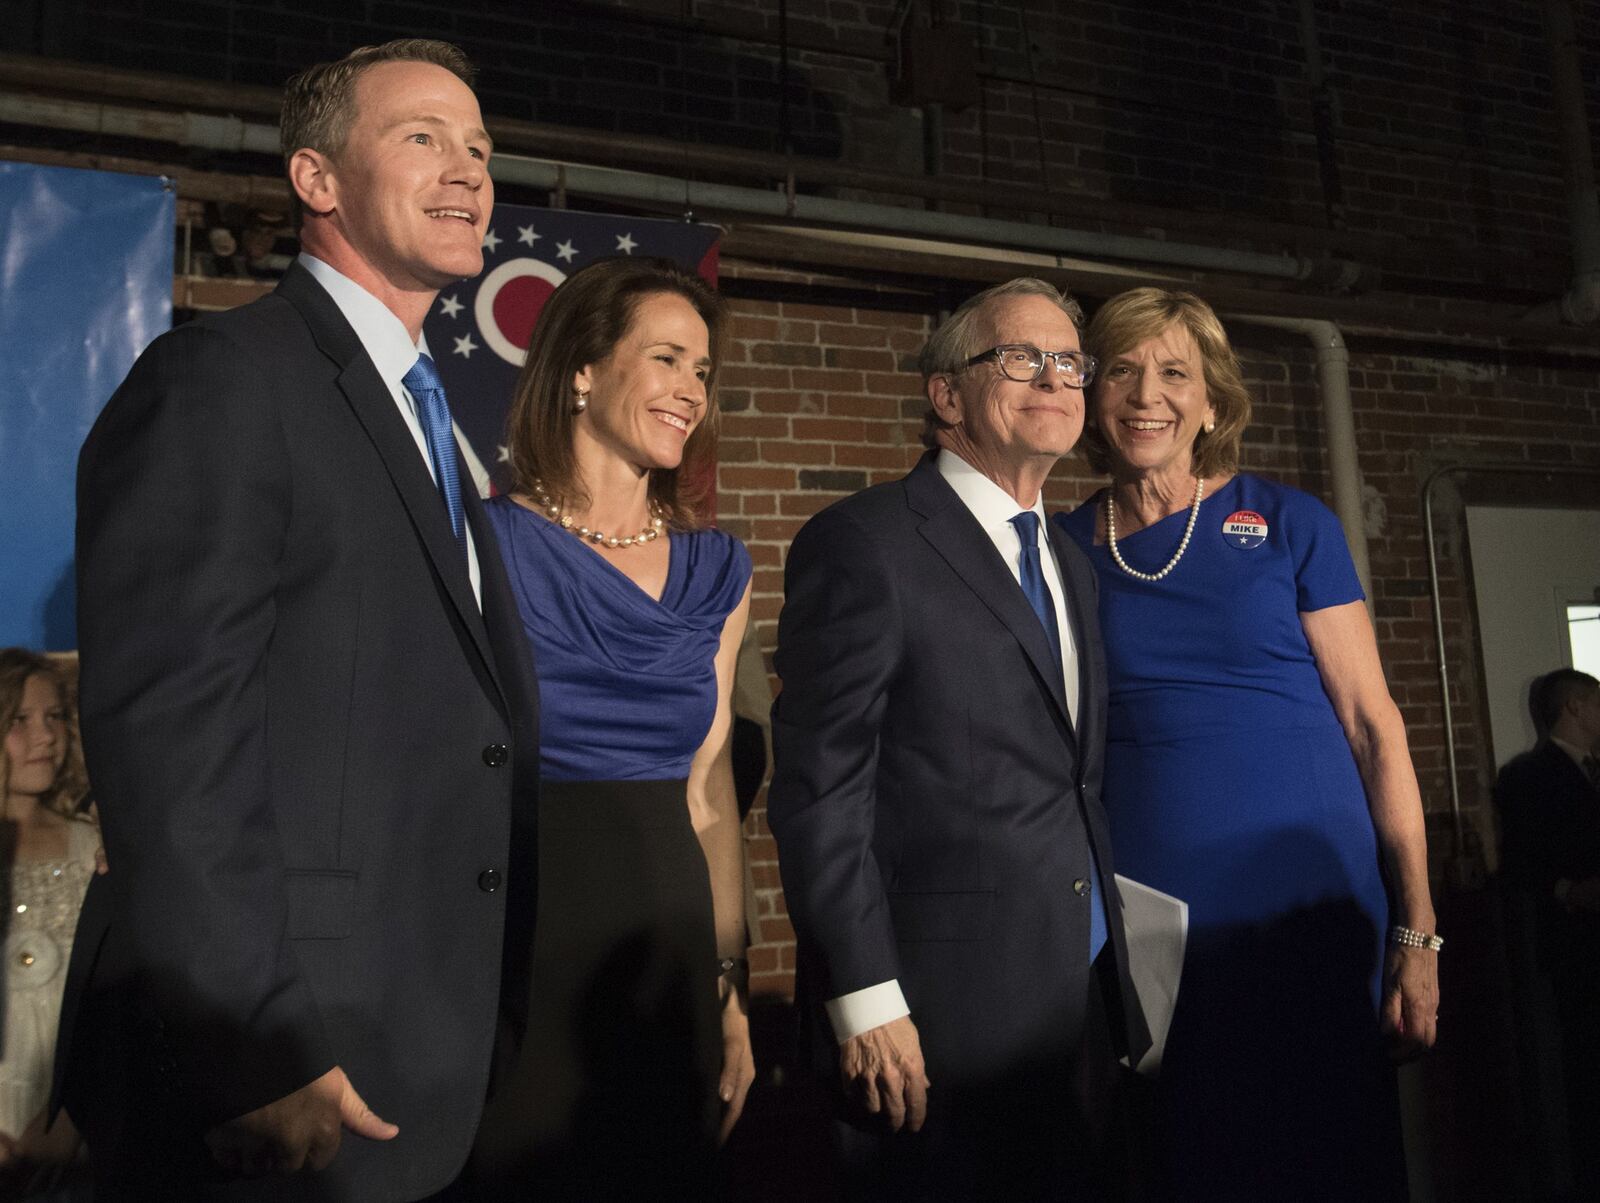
1079, 287, 1251, 479
504, 256, 726, 530
0, 648, 88, 820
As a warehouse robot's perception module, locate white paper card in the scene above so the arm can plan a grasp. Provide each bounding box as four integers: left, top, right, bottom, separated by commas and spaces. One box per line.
1115, 873, 1188, 1077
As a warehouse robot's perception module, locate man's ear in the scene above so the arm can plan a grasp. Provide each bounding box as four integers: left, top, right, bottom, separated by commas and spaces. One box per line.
928, 374, 963, 427
288, 148, 337, 218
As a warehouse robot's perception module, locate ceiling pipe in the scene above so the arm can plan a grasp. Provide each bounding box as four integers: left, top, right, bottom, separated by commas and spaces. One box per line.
0, 90, 1366, 286
720, 224, 1600, 354
0, 92, 278, 155
1527, 0, 1600, 325
1231, 317, 1371, 601
489, 153, 1345, 282
0, 50, 1393, 262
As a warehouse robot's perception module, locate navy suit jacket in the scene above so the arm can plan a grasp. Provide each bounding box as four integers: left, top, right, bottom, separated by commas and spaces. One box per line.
55, 263, 541, 1199
1496, 739, 1600, 982
769, 452, 1149, 1122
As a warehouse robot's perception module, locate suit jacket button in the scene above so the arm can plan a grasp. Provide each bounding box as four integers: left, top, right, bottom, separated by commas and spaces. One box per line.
1073, 878, 1091, 896
482, 744, 508, 767
478, 869, 502, 892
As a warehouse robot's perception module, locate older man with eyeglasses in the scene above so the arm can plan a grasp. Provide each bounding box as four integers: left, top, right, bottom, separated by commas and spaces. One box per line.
769, 277, 1150, 1199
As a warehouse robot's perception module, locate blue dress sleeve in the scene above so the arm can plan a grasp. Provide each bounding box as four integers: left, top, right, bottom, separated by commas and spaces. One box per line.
1286, 487, 1365, 611
672, 526, 752, 622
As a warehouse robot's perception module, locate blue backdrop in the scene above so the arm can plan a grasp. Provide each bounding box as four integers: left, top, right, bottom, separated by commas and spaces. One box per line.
0, 163, 173, 650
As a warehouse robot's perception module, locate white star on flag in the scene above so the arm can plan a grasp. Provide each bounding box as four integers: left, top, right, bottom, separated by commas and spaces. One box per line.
454, 332, 479, 359
517, 224, 540, 246
555, 239, 578, 263
497, 444, 511, 463
482, 229, 501, 253
438, 294, 463, 319
615, 232, 638, 254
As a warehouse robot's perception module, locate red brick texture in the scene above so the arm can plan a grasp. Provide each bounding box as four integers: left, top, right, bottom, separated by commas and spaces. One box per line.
719, 286, 1600, 1000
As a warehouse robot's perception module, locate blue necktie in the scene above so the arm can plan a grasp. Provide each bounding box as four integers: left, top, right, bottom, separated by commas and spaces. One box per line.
402, 353, 467, 558
1010, 511, 1108, 963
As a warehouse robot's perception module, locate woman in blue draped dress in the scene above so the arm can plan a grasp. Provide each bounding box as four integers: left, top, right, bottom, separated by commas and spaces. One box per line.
1054, 288, 1438, 1200
469, 258, 754, 1194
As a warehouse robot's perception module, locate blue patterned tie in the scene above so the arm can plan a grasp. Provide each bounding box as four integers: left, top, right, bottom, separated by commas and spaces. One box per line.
1010, 511, 1108, 963
402, 353, 467, 557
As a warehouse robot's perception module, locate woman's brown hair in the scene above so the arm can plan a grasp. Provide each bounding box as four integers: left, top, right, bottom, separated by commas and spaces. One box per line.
503, 257, 727, 530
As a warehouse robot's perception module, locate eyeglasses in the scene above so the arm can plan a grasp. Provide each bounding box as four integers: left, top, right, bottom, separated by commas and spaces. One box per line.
965, 344, 1097, 388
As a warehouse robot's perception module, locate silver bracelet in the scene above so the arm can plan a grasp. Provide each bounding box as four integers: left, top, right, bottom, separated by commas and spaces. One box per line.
1388, 925, 1443, 952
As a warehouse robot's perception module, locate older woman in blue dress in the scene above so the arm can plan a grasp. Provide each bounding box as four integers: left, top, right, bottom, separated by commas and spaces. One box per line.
1054, 287, 1438, 1199
469, 257, 754, 1193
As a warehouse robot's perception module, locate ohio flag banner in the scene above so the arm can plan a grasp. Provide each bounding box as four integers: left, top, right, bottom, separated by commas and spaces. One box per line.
421, 204, 721, 496
0, 162, 173, 650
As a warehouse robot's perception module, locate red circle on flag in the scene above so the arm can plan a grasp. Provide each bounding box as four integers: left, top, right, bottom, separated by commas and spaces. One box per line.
473, 258, 568, 366
491, 276, 556, 352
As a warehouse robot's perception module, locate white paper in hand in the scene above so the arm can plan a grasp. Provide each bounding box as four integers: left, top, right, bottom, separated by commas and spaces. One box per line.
1114, 873, 1188, 1077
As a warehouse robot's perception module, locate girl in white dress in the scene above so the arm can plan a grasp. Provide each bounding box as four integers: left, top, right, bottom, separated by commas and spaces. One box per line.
0, 649, 97, 1195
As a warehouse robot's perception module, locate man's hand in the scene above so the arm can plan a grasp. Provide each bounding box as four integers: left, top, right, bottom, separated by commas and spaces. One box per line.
716, 985, 756, 1146
0, 1106, 84, 1192
204, 1065, 397, 1177
839, 1015, 930, 1133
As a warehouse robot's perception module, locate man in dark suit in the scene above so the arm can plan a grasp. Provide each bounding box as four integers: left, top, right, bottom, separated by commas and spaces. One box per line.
54, 40, 539, 1198
1496, 668, 1600, 1197
769, 278, 1149, 1198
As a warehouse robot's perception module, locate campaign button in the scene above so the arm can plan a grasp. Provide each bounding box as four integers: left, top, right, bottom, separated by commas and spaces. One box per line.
1222, 509, 1268, 549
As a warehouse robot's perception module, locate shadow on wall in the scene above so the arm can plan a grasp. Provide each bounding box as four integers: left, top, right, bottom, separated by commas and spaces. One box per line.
1086, 3, 1304, 219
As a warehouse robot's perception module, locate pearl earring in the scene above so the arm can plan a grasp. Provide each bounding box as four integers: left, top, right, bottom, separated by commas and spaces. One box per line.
1204, 417, 1216, 433
573, 390, 589, 414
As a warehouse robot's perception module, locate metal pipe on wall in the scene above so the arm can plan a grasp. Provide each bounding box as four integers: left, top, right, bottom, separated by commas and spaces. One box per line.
490, 153, 1328, 280
0, 92, 279, 155
0, 48, 1390, 261
0, 91, 1360, 285
1234, 316, 1372, 599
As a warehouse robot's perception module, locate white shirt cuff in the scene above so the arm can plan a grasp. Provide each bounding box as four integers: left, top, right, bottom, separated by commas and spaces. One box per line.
825, 979, 910, 1043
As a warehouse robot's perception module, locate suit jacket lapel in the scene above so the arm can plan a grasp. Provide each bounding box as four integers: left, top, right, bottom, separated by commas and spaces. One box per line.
904, 455, 1076, 743
276, 265, 499, 694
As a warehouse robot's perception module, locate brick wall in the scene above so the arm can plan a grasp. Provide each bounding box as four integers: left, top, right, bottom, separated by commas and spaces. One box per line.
714, 282, 931, 990
714, 274, 1600, 999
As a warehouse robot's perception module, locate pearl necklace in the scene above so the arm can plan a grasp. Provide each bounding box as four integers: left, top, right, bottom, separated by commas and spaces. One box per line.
1105, 476, 1206, 582
531, 478, 664, 549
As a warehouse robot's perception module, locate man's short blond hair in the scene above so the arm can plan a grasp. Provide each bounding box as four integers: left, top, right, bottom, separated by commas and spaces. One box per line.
279, 39, 476, 228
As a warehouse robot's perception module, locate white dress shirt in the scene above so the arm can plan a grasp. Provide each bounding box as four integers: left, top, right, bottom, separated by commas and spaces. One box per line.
299, 253, 482, 608
824, 449, 1081, 1043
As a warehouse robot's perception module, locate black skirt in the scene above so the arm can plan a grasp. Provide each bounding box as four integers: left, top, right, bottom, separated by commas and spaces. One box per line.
468, 779, 721, 1195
